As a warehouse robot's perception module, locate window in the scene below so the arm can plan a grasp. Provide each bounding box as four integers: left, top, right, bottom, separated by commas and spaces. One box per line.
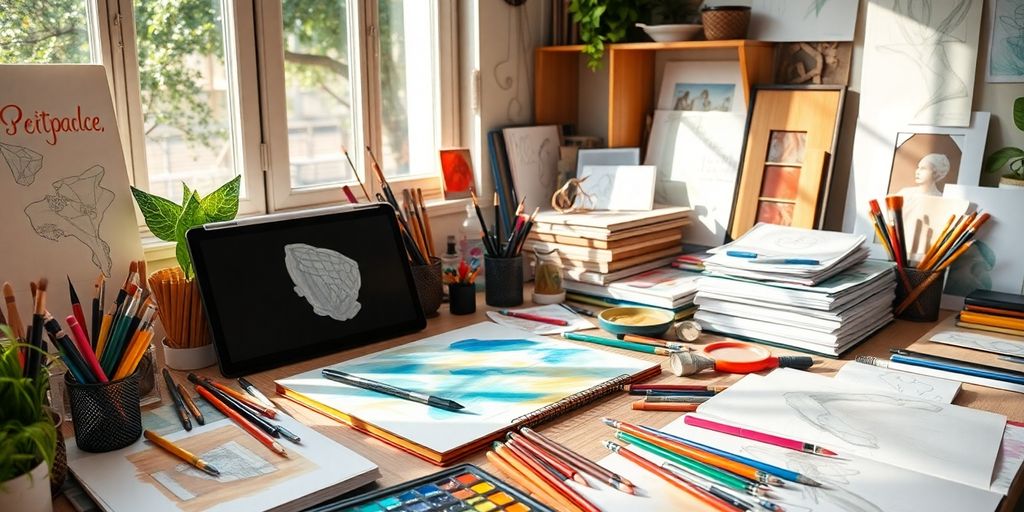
2, 0, 457, 219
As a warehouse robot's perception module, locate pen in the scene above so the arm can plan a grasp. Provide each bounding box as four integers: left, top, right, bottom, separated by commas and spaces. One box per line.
498, 309, 569, 326
559, 302, 596, 318
725, 251, 819, 265
238, 376, 276, 409
163, 368, 192, 431
196, 386, 288, 457
144, 430, 220, 477
322, 368, 465, 412
176, 383, 205, 426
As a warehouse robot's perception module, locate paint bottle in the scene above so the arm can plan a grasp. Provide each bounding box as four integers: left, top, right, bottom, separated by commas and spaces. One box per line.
441, 235, 460, 293
458, 204, 486, 290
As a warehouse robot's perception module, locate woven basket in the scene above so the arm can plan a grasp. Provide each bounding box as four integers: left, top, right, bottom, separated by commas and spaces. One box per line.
701, 6, 751, 40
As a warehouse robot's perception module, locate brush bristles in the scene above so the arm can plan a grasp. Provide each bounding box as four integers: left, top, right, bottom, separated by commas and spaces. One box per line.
34, 278, 47, 315
885, 195, 903, 210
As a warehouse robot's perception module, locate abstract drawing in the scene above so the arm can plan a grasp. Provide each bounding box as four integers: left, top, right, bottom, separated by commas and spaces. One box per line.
0, 141, 43, 186
502, 126, 561, 214
438, 148, 473, 200
931, 330, 1024, 357
743, 445, 883, 512
284, 243, 361, 322
742, 0, 860, 41
784, 392, 942, 448
987, 0, 1024, 82
24, 164, 114, 274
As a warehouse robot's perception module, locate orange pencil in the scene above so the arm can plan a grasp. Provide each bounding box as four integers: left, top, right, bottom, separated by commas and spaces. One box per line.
919, 214, 956, 267
520, 426, 635, 494
932, 212, 991, 270
503, 440, 600, 512
196, 386, 287, 457
493, 443, 581, 512
485, 450, 563, 510
495, 442, 590, 512
921, 212, 974, 270
604, 441, 737, 512
632, 400, 700, 412
508, 432, 588, 486
204, 379, 277, 419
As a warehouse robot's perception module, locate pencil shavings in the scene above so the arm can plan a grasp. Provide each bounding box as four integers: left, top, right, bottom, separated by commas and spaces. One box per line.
1, 141, 44, 186
284, 243, 361, 322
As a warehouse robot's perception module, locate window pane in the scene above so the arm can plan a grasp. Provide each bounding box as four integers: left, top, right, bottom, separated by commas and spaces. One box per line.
378, 0, 438, 179
134, 0, 240, 203
281, 1, 358, 189
0, 1, 95, 63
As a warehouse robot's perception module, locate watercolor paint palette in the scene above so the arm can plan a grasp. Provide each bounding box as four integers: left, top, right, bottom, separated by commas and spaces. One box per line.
317, 464, 552, 512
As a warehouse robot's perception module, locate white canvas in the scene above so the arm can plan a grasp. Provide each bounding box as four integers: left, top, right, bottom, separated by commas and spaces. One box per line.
845, 112, 989, 257
986, 0, 1024, 82
644, 111, 745, 248
941, 185, 1024, 309
657, 61, 745, 113
748, 0, 861, 41
0, 65, 143, 326
575, 147, 640, 175
697, 369, 1006, 489
577, 165, 656, 211
502, 125, 561, 213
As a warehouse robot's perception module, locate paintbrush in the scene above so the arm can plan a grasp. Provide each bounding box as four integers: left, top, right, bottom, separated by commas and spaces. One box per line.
470, 190, 497, 256
91, 274, 104, 349
416, 188, 435, 254
3, 282, 25, 340
26, 278, 47, 379
67, 276, 90, 344
341, 145, 371, 202
885, 195, 908, 266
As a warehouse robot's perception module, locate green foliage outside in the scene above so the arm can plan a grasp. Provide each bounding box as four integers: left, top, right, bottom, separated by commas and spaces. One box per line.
0, 325, 57, 485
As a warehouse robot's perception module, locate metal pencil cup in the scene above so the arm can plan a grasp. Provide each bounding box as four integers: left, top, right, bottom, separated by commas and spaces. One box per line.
411, 256, 443, 317
65, 370, 143, 453
895, 267, 946, 322
485, 255, 524, 307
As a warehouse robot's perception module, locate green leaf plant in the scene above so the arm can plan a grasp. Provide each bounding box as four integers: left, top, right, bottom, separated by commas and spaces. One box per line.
570, 0, 704, 71
983, 96, 1024, 181
0, 325, 57, 485
130, 176, 241, 279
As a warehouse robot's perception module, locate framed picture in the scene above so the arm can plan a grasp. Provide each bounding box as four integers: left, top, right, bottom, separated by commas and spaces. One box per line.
728, 85, 846, 241
657, 61, 745, 113
438, 148, 473, 199
986, 0, 1024, 83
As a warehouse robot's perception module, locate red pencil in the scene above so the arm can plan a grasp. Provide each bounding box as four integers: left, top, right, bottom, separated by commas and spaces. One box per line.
508, 432, 588, 486
625, 384, 729, 392
196, 386, 287, 457
498, 309, 568, 326
66, 316, 107, 383
341, 185, 358, 204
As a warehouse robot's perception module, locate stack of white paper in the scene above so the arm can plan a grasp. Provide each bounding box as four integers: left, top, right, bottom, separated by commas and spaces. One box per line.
562, 266, 701, 310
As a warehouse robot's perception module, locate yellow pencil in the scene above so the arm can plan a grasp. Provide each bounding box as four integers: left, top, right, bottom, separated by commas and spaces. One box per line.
919, 214, 956, 267
95, 313, 114, 359
144, 430, 220, 477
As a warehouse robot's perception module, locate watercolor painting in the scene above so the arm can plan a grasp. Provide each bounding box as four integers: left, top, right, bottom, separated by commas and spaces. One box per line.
438, 148, 473, 199
671, 83, 734, 112
987, 0, 1024, 82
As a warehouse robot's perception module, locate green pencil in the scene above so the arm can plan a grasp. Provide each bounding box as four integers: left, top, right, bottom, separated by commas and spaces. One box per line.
561, 332, 677, 355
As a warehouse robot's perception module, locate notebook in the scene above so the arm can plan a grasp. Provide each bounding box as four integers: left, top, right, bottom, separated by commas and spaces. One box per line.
275, 322, 661, 465
67, 400, 380, 512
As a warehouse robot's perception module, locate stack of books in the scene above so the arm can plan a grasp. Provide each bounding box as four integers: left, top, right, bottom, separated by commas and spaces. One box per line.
524, 207, 692, 286
670, 250, 710, 272
958, 290, 1024, 336
693, 224, 896, 357
563, 266, 701, 319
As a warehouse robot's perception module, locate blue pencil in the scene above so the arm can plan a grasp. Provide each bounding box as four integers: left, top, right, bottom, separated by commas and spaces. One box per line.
639, 425, 822, 486
890, 352, 1024, 385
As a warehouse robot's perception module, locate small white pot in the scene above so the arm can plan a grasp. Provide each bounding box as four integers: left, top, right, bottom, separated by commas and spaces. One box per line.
0, 461, 52, 512
998, 176, 1024, 189
162, 338, 217, 371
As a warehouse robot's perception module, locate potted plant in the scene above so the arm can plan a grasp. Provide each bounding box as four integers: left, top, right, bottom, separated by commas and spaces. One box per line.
0, 326, 58, 512
571, 0, 704, 70
984, 96, 1024, 189
130, 177, 240, 369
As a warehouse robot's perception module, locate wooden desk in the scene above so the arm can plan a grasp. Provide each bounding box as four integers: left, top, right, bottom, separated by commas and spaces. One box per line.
56, 296, 1024, 511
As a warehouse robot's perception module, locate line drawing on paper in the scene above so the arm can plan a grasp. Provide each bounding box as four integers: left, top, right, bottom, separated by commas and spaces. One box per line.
877, 0, 973, 123
0, 141, 43, 186
284, 243, 361, 322
932, 331, 1024, 356
989, 0, 1024, 79
24, 164, 114, 274
806, 0, 831, 18
503, 128, 560, 193
784, 392, 943, 448
744, 445, 883, 512
876, 372, 945, 401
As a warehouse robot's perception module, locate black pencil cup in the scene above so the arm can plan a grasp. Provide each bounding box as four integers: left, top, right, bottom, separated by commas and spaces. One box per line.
449, 283, 477, 315
895, 267, 946, 322
411, 256, 443, 318
485, 255, 524, 307
65, 370, 143, 453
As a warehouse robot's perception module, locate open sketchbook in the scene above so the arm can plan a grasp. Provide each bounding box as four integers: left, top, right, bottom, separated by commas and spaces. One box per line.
67, 401, 379, 512
276, 322, 661, 465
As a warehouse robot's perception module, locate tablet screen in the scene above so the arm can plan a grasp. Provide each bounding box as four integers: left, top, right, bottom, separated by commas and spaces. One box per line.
187, 204, 425, 376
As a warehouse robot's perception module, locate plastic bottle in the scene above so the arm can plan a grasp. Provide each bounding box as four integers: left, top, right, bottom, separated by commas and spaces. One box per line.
458, 204, 486, 290
440, 235, 461, 292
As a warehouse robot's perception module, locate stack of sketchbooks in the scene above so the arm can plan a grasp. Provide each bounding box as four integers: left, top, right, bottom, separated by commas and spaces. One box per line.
523, 207, 691, 286
562, 266, 701, 319
694, 224, 895, 357
958, 289, 1024, 337
670, 250, 710, 272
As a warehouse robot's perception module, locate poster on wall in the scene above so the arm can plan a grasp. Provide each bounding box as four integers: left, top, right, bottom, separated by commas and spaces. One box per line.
701, 0, 860, 41
0, 65, 144, 326
987, 0, 1024, 82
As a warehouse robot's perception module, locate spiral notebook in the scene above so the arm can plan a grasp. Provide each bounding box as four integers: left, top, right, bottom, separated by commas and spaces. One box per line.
275, 322, 661, 465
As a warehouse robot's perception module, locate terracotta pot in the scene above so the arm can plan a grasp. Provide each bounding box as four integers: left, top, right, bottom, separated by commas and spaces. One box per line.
0, 461, 52, 512
998, 176, 1024, 189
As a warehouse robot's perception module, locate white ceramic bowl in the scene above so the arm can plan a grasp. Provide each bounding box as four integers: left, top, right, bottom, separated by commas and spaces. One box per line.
636, 23, 703, 43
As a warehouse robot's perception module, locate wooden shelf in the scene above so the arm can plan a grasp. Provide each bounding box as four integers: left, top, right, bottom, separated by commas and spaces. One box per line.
535, 39, 776, 147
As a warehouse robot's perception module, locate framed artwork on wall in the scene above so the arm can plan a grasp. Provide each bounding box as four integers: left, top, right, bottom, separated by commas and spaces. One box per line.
728, 85, 846, 241
438, 148, 474, 200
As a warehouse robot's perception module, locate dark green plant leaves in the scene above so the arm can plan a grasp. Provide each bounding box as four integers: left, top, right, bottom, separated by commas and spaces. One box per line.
199, 175, 241, 223
0, 335, 56, 482
984, 147, 1024, 175
130, 187, 183, 242
1014, 96, 1023, 132
175, 192, 207, 279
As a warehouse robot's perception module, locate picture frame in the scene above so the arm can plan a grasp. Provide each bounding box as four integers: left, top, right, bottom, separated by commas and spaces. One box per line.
985, 0, 1024, 83
438, 148, 474, 200
728, 85, 847, 241
657, 61, 746, 113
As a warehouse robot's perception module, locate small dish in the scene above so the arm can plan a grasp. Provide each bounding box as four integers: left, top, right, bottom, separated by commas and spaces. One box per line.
598, 307, 674, 339
636, 23, 703, 43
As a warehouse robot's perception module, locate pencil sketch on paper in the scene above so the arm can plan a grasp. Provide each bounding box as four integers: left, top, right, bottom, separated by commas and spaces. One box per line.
876, 0, 973, 124
502, 126, 561, 212
0, 141, 43, 186
743, 445, 883, 512
284, 243, 361, 322
988, 0, 1024, 81
876, 372, 946, 402
931, 331, 1024, 356
783, 392, 943, 448
24, 164, 114, 274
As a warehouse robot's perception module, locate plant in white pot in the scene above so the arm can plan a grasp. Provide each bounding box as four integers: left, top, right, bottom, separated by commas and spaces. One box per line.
130, 177, 240, 370
984, 95, 1024, 189
0, 326, 58, 512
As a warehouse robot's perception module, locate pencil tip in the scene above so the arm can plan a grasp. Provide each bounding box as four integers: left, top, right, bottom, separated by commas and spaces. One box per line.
798, 475, 823, 487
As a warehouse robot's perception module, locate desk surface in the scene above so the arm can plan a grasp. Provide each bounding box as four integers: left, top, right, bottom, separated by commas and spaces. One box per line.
57, 294, 1024, 511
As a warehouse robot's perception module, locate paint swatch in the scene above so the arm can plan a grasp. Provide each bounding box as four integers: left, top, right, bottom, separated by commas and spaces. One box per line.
328, 464, 549, 512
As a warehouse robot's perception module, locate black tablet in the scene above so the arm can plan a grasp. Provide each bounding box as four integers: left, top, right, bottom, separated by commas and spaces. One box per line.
186, 203, 426, 377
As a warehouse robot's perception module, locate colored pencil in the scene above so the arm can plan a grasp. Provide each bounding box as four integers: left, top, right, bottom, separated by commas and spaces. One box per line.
895, 240, 976, 314
562, 332, 676, 355
177, 383, 205, 425
520, 426, 635, 494
165, 369, 192, 431
196, 386, 287, 457
43, 314, 94, 384
868, 199, 896, 262
626, 384, 729, 392
637, 395, 711, 403
606, 419, 785, 487
498, 309, 569, 326
493, 442, 584, 512
507, 432, 588, 486
932, 212, 990, 270
632, 401, 700, 412
919, 214, 956, 267
485, 449, 566, 511
502, 441, 598, 512
622, 334, 686, 350
239, 377, 276, 409
66, 316, 107, 383
628, 389, 715, 396
919, 212, 974, 271
144, 430, 220, 477
659, 461, 783, 512
67, 276, 89, 344
191, 374, 282, 437
603, 441, 738, 512
205, 379, 277, 419
890, 349, 1024, 384
684, 415, 838, 457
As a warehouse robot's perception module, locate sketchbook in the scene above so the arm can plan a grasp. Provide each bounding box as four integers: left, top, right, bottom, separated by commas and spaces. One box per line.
563, 267, 701, 310
67, 402, 380, 512
532, 207, 692, 237
275, 322, 661, 465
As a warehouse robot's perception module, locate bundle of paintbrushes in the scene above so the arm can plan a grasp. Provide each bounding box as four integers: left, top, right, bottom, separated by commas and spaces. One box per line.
356, 146, 434, 265
868, 196, 992, 315
471, 190, 538, 258
443, 259, 480, 285
148, 267, 209, 349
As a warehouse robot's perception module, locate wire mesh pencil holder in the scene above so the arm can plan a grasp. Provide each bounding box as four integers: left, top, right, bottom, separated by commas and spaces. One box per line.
411, 256, 443, 317
895, 268, 945, 322
65, 370, 143, 453
485, 255, 524, 307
